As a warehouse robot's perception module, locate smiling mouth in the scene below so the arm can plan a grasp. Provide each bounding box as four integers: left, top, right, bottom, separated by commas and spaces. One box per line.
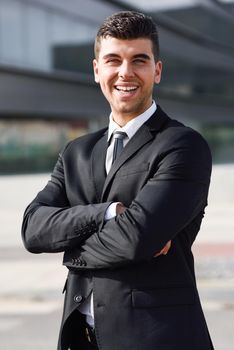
114, 85, 138, 92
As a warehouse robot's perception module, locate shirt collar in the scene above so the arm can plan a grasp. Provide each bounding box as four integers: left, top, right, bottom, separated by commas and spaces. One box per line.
107, 101, 157, 142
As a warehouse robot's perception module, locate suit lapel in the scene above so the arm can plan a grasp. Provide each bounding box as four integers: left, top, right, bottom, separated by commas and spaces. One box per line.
101, 126, 152, 201
101, 107, 169, 201
91, 130, 108, 202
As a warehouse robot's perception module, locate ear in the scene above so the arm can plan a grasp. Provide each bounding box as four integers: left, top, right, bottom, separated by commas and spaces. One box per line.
93, 59, 100, 83
154, 60, 162, 84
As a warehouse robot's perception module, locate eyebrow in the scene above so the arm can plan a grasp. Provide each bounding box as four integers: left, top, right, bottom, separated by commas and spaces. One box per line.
133, 54, 151, 60
102, 53, 151, 60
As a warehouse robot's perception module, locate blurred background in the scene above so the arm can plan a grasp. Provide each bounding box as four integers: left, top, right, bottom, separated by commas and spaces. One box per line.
0, 0, 233, 349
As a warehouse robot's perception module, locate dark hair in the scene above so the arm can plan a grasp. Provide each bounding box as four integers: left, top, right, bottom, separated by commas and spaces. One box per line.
95, 11, 160, 60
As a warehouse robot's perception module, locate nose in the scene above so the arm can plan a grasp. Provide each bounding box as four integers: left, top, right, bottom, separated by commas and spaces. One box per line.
118, 60, 134, 79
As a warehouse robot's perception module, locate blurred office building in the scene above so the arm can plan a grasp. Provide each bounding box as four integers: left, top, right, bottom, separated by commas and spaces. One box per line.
0, 0, 233, 174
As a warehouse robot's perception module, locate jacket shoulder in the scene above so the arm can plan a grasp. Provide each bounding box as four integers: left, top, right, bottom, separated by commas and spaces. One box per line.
61, 127, 107, 156
154, 106, 212, 167
156, 106, 209, 148
164, 118, 210, 152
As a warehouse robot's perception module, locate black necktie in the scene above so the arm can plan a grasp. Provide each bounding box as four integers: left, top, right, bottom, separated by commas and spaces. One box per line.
112, 131, 127, 165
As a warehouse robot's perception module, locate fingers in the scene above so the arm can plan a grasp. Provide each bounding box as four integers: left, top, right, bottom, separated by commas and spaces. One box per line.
116, 203, 127, 214
162, 240, 171, 255
154, 240, 171, 257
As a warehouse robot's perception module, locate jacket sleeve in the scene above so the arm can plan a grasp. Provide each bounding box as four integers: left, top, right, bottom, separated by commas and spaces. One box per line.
63, 129, 212, 269
21, 147, 111, 253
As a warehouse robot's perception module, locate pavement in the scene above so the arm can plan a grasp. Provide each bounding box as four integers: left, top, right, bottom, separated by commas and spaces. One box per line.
0, 164, 234, 349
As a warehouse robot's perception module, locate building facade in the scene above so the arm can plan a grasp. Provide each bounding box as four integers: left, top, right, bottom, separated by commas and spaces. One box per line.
0, 0, 234, 174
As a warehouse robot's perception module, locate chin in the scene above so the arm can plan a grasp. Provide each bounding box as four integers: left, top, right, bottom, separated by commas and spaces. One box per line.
117, 102, 136, 112
118, 108, 136, 116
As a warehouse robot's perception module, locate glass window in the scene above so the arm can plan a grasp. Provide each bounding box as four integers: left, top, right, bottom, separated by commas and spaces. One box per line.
50, 13, 96, 45
50, 14, 96, 74
67, 19, 96, 44
50, 14, 72, 45
0, 0, 24, 64
159, 6, 234, 49
25, 5, 50, 69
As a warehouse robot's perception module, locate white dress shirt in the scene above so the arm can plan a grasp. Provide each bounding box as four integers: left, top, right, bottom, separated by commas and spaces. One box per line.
78, 101, 157, 327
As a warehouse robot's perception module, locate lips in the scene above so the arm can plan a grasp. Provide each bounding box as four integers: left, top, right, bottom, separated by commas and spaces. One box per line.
114, 84, 139, 97
115, 85, 138, 92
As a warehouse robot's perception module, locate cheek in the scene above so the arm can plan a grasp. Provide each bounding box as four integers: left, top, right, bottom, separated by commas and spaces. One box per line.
99, 79, 112, 99
99, 78, 109, 91
99, 73, 114, 91
137, 68, 156, 84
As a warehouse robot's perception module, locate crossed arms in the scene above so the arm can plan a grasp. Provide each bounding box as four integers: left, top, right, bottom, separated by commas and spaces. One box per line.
116, 202, 171, 257
22, 128, 211, 270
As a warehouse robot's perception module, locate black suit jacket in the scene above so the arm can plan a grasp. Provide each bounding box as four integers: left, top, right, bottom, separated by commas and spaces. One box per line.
22, 106, 214, 350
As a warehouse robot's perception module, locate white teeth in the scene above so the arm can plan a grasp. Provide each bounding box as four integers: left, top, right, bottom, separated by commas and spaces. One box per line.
115, 86, 138, 92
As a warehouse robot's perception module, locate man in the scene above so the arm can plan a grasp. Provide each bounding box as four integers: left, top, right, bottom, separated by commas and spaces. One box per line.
22, 11, 214, 350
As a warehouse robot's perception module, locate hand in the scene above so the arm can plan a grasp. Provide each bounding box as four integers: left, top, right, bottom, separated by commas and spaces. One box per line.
154, 240, 171, 257
116, 202, 127, 215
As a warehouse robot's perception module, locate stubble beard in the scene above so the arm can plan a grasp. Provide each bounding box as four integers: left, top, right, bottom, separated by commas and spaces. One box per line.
113, 95, 152, 119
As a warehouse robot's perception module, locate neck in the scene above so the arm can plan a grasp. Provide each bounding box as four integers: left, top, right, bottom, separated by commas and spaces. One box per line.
111, 100, 154, 127
112, 114, 135, 127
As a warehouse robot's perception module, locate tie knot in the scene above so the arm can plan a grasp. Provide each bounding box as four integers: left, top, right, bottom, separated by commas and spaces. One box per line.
113, 131, 127, 140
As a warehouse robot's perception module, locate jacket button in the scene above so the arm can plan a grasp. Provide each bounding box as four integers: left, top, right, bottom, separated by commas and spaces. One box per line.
82, 260, 87, 266
76, 258, 81, 266
74, 295, 83, 303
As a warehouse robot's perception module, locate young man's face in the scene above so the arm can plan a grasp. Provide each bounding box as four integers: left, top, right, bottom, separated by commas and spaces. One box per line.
93, 37, 162, 124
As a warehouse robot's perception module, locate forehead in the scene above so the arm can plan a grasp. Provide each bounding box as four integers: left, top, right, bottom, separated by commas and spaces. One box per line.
98, 37, 154, 58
